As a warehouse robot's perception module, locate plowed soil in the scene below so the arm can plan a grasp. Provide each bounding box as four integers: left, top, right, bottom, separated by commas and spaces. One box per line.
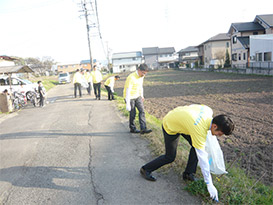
114, 70, 273, 186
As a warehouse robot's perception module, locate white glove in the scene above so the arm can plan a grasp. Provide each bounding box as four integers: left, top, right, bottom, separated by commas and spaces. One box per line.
126, 102, 131, 111
207, 183, 218, 202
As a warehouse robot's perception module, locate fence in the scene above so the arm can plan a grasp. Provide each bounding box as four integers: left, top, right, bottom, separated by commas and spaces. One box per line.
180, 67, 273, 76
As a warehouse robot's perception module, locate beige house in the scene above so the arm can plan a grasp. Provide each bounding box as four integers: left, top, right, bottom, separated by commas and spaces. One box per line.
200, 33, 230, 68
57, 60, 92, 73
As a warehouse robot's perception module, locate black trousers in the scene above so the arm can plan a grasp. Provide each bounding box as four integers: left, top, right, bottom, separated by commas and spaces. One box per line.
93, 83, 101, 98
39, 94, 44, 107
87, 82, 92, 95
143, 126, 198, 174
105, 85, 114, 100
74, 83, 82, 97
129, 96, 147, 131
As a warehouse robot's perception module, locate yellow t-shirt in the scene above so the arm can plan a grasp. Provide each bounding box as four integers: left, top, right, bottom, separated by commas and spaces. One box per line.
104, 76, 115, 86
73, 72, 82, 84
91, 70, 102, 83
123, 71, 143, 99
163, 104, 213, 150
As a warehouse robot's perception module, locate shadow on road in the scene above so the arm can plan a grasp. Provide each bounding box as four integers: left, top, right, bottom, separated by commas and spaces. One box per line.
0, 166, 87, 192
0, 130, 130, 140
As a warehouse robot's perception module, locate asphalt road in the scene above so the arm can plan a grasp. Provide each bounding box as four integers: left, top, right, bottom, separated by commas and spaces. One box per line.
0, 83, 200, 205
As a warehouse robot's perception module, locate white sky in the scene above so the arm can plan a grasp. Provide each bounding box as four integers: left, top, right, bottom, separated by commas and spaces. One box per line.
0, 0, 272, 63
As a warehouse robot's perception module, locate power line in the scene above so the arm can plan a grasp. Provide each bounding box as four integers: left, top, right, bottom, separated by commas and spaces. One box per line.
79, 0, 108, 64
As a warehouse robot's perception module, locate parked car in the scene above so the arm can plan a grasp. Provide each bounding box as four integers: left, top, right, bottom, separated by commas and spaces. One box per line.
0, 75, 36, 100
58, 72, 71, 84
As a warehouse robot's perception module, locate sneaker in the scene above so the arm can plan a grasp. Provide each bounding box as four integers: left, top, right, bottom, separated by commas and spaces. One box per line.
140, 129, 152, 134
130, 129, 140, 133
183, 172, 198, 181
140, 167, 156, 181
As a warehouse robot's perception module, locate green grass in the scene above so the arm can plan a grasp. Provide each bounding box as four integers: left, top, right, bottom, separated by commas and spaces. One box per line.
112, 93, 273, 204
29, 76, 58, 91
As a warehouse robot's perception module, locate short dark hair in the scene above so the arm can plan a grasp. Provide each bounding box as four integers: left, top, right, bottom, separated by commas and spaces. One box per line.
212, 114, 234, 135
137, 64, 149, 71
115, 75, 120, 79
37, 81, 42, 84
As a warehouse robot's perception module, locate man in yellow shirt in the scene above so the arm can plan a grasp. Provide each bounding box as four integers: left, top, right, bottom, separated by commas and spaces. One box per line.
140, 104, 234, 202
91, 65, 102, 100
104, 75, 120, 100
123, 64, 152, 134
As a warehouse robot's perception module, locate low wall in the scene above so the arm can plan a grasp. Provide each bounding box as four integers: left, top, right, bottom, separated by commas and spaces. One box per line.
180, 67, 273, 76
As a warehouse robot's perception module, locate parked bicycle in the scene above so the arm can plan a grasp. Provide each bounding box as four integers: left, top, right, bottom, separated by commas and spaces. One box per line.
12, 91, 27, 110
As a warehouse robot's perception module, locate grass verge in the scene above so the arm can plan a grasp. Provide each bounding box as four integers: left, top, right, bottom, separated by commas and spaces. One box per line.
113, 94, 273, 204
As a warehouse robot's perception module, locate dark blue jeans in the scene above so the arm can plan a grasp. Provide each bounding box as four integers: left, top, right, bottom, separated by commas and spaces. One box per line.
74, 83, 82, 97
93, 83, 101, 98
143, 126, 198, 174
129, 96, 147, 131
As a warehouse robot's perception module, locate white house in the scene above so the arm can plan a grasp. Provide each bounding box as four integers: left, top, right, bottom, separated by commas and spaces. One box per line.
250, 34, 273, 68
112, 51, 142, 73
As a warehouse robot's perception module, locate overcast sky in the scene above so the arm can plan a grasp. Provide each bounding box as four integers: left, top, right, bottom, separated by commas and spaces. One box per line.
0, 0, 272, 63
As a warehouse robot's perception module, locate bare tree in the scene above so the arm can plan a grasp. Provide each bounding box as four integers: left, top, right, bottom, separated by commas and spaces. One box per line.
214, 50, 225, 68
25, 56, 56, 75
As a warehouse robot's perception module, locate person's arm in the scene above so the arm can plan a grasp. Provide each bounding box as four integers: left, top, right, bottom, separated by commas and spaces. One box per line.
195, 148, 218, 201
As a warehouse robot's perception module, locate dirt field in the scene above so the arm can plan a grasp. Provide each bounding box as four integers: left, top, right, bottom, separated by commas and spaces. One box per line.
114, 69, 273, 186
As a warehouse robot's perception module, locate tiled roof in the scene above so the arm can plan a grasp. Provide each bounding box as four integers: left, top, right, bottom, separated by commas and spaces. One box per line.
231, 22, 264, 32
178, 46, 198, 53
255, 14, 273, 28
142, 47, 158, 55
158, 47, 175, 54
237, 36, 249, 49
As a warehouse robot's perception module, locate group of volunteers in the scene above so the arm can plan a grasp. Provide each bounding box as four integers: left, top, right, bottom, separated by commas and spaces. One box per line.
72, 65, 120, 101
73, 63, 235, 202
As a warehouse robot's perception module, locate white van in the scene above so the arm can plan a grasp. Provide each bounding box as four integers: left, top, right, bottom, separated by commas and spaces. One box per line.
0, 76, 36, 100
58, 72, 71, 84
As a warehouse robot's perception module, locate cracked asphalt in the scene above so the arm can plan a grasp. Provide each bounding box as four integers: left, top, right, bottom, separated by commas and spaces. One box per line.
0, 83, 200, 205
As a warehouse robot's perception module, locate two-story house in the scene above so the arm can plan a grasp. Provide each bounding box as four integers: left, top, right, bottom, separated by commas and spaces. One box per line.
142, 47, 159, 69
199, 33, 231, 68
228, 21, 265, 68
112, 51, 142, 73
158, 47, 177, 68
177, 46, 198, 68
142, 47, 176, 69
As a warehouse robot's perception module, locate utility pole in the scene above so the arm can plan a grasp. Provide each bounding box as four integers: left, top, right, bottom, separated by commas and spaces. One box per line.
81, 0, 93, 69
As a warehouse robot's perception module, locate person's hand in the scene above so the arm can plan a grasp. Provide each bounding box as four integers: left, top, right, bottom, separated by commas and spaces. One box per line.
207, 183, 218, 202
126, 103, 131, 111
142, 97, 145, 102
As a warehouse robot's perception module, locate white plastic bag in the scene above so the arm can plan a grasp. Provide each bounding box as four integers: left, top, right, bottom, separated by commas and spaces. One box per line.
205, 131, 228, 175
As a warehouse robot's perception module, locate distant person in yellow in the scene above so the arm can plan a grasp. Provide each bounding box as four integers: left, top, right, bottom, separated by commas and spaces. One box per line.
73, 68, 83, 98
140, 104, 234, 202
85, 69, 93, 95
91, 65, 102, 100
123, 64, 152, 134
104, 75, 120, 100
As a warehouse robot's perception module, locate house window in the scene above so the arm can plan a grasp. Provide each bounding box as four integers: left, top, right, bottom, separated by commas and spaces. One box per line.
238, 53, 241, 61
264, 52, 272, 61
233, 36, 237, 44
256, 53, 263, 61
243, 53, 246, 60
226, 42, 229, 48
232, 53, 237, 61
